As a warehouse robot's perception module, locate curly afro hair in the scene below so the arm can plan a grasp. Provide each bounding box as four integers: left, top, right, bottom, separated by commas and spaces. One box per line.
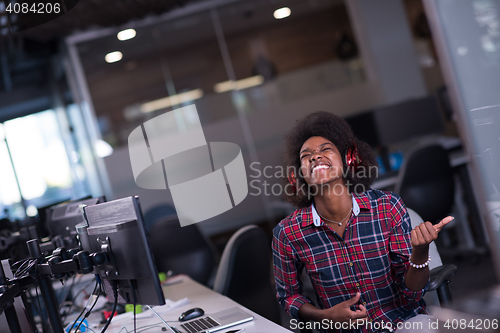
283, 111, 378, 208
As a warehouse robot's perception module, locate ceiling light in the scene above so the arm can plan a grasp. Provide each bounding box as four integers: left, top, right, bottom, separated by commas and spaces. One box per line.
274, 7, 291, 19
95, 139, 114, 158
105, 51, 123, 63
214, 75, 264, 93
26, 205, 38, 217
140, 89, 204, 113
117, 28, 136, 41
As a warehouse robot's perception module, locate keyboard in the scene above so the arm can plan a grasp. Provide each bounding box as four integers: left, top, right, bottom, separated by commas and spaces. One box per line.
180, 316, 220, 333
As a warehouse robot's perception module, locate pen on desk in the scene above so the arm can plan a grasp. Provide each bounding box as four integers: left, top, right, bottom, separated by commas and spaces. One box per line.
224, 329, 245, 333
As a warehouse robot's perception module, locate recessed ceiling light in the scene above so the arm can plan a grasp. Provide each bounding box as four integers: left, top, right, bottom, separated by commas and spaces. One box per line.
274, 7, 291, 19
117, 28, 136, 41
105, 51, 123, 63
139, 89, 204, 113
214, 75, 264, 93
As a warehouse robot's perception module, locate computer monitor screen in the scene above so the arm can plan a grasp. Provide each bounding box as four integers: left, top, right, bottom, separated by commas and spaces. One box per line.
32, 198, 71, 238
373, 95, 445, 146
82, 196, 165, 306
45, 197, 105, 247
344, 111, 380, 148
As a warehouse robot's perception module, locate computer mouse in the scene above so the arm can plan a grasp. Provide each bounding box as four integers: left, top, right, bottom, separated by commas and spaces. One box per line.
179, 307, 205, 322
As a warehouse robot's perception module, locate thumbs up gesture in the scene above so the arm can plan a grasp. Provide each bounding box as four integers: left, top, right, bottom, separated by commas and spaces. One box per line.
411, 216, 454, 251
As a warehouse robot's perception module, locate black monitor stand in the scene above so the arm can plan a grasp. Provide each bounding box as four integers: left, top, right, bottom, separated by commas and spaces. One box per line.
0, 239, 109, 333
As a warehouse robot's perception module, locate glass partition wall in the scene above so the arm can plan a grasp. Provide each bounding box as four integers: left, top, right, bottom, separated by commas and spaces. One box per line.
65, 0, 367, 233
423, 0, 500, 281
69, 0, 364, 146
0, 108, 95, 221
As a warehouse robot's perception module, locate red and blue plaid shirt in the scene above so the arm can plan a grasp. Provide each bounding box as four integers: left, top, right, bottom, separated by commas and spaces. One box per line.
272, 189, 428, 332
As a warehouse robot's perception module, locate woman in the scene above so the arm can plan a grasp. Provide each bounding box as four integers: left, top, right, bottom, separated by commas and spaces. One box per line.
272, 111, 452, 333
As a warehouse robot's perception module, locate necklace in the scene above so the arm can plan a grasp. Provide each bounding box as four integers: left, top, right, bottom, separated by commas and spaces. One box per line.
318, 206, 352, 226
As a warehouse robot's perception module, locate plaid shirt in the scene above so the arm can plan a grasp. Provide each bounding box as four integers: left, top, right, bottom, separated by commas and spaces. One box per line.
272, 189, 428, 333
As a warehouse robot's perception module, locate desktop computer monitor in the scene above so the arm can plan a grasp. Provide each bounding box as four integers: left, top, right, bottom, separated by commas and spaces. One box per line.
345, 111, 380, 148
45, 196, 106, 248
373, 95, 445, 146
345, 95, 445, 173
36, 198, 71, 238
82, 196, 165, 306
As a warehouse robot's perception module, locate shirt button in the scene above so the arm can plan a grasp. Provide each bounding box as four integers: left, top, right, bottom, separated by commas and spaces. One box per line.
363, 302, 367, 305
356, 283, 360, 287
349, 262, 353, 266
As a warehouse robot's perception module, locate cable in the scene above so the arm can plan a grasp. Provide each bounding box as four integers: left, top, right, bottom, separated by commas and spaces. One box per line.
14, 257, 36, 278
14, 253, 46, 279
116, 324, 164, 333
33, 258, 49, 333
74, 285, 101, 333
68, 277, 100, 333
58, 275, 78, 306
12, 257, 31, 273
132, 281, 137, 333
100, 281, 118, 333
62, 275, 96, 323
71, 275, 97, 306
67, 303, 88, 333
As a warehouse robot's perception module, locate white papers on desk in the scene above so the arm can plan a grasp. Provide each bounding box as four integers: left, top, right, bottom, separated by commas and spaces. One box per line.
111, 297, 190, 322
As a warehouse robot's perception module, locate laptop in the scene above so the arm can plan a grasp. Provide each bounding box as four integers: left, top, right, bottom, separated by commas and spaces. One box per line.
175, 307, 254, 333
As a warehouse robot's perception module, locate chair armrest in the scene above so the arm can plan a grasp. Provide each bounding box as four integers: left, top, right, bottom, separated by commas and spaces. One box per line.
428, 264, 458, 292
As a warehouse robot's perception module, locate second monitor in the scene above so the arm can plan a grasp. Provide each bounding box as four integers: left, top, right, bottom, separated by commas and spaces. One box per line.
82, 196, 165, 306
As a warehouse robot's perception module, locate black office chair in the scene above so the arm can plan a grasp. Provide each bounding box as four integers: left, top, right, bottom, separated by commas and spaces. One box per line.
143, 204, 177, 232
394, 144, 455, 224
213, 225, 282, 324
148, 215, 218, 287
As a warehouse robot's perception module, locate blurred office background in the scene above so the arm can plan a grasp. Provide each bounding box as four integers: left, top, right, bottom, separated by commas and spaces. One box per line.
1, 0, 500, 329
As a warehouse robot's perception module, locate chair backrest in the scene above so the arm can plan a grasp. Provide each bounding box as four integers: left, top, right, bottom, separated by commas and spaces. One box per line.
148, 215, 217, 286
395, 144, 454, 223
213, 225, 282, 324
143, 204, 177, 232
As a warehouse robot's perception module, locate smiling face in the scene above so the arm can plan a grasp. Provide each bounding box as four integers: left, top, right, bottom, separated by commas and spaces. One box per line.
299, 136, 344, 187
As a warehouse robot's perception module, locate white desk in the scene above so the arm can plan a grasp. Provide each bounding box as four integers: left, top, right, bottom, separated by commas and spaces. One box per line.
100, 275, 292, 333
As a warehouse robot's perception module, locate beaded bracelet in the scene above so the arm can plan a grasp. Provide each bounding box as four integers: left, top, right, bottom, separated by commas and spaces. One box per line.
409, 256, 431, 269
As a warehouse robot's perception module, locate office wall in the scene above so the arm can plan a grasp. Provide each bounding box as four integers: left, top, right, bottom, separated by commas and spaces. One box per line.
0, 0, 450, 228
103, 80, 382, 235
63, 0, 449, 235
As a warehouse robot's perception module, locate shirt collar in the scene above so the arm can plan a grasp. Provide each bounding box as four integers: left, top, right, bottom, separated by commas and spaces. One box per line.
311, 194, 360, 227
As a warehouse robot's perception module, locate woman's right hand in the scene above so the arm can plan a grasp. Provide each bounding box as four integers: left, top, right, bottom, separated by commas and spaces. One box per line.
323, 292, 368, 323
298, 292, 368, 325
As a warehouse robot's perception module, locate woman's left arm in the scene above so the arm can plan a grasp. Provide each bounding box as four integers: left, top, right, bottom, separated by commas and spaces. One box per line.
404, 216, 454, 291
